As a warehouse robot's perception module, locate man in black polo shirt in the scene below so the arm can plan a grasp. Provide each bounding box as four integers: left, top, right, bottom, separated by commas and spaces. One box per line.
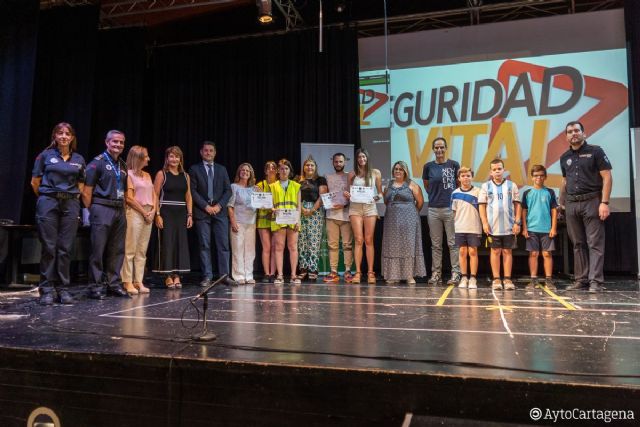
560, 121, 612, 293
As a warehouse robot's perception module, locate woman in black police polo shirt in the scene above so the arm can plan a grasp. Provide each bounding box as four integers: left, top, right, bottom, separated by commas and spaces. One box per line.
31, 122, 86, 305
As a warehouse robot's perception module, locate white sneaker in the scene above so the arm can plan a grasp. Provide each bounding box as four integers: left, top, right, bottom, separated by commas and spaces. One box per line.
468, 277, 477, 289
407, 277, 416, 284
491, 279, 503, 290
503, 278, 515, 290
458, 276, 468, 288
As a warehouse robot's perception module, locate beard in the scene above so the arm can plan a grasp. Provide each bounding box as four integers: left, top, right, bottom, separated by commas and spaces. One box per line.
333, 165, 344, 172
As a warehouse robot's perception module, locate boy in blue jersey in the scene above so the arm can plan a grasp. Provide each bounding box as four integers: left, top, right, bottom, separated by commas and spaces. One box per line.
521, 165, 558, 290
451, 167, 482, 289
478, 159, 521, 290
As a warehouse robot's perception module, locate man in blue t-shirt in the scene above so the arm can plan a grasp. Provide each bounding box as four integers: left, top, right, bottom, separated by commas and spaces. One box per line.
521, 164, 558, 290
422, 137, 460, 285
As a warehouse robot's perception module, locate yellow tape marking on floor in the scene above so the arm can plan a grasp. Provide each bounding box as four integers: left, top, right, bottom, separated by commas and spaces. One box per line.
436, 285, 455, 306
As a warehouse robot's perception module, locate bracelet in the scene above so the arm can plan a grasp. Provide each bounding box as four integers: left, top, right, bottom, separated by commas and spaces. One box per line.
187, 213, 193, 217
601, 201, 609, 205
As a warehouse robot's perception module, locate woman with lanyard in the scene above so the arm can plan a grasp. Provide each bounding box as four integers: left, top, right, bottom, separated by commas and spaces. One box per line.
256, 161, 277, 282
345, 149, 382, 284
153, 146, 193, 288
269, 158, 301, 285
31, 122, 86, 305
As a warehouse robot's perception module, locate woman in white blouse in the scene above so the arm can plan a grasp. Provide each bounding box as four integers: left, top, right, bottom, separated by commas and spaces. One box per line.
228, 163, 257, 284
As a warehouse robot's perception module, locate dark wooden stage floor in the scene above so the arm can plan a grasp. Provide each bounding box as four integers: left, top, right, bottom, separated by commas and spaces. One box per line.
1, 277, 639, 426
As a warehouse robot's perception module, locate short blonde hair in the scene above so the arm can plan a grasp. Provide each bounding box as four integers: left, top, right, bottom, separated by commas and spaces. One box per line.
458, 166, 474, 178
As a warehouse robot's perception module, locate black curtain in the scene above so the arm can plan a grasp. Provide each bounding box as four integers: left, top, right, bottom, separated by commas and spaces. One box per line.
90, 28, 146, 156
147, 27, 360, 175
0, 0, 39, 223
22, 5, 100, 224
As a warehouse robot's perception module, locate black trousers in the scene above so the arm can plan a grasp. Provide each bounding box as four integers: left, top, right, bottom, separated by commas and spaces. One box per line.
36, 196, 81, 292
89, 204, 126, 290
565, 197, 605, 285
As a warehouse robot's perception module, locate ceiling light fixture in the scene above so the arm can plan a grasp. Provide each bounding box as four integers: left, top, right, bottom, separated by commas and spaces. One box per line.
257, 0, 273, 24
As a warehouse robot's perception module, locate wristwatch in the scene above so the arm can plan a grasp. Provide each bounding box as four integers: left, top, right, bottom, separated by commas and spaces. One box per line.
601, 201, 609, 205
514, 220, 522, 225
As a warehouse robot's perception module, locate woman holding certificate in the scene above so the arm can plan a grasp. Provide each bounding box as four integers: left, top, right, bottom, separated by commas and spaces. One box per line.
270, 159, 302, 285
228, 163, 257, 284
346, 149, 383, 284
256, 161, 277, 282
297, 156, 328, 281
381, 161, 426, 284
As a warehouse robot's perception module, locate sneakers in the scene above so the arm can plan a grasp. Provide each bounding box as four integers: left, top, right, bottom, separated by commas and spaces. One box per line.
458, 276, 468, 288
344, 271, 353, 283
428, 273, 442, 286
407, 277, 416, 284
468, 276, 477, 289
58, 290, 75, 305
544, 278, 556, 290
491, 278, 503, 290
274, 276, 284, 285
291, 276, 301, 285
526, 277, 539, 290
447, 272, 462, 286
38, 292, 54, 306
503, 278, 515, 290
323, 272, 340, 283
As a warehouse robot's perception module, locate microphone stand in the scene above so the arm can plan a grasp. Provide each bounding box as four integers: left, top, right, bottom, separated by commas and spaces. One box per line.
191, 274, 227, 342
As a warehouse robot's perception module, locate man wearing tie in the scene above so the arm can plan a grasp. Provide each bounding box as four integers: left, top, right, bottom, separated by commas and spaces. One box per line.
189, 141, 236, 286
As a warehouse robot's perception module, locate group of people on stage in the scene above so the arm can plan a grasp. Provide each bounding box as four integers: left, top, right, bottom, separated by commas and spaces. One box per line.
31, 120, 612, 305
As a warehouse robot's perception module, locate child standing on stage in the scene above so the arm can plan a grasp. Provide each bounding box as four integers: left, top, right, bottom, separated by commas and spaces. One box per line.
521, 165, 558, 290
451, 167, 482, 289
479, 158, 521, 290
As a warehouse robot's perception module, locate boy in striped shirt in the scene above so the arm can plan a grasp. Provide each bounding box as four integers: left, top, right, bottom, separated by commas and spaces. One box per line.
478, 159, 521, 290
451, 167, 482, 289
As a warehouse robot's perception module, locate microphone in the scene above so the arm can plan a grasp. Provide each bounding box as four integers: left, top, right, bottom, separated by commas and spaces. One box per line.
192, 274, 228, 301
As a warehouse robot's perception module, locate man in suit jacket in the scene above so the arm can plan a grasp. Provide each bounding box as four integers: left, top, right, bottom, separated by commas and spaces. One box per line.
189, 141, 236, 286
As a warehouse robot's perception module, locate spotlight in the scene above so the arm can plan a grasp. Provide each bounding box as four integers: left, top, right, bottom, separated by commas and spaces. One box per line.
257, 0, 273, 24
336, 1, 346, 13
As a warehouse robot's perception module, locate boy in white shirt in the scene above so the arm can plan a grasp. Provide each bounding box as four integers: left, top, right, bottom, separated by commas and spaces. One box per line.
478, 159, 521, 290
451, 167, 482, 289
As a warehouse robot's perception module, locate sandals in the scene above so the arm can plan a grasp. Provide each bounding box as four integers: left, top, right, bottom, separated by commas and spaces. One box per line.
307, 271, 318, 281
351, 272, 361, 284
274, 275, 284, 285
291, 276, 301, 285
123, 282, 138, 295
134, 282, 150, 293
165, 276, 175, 289
368, 271, 377, 284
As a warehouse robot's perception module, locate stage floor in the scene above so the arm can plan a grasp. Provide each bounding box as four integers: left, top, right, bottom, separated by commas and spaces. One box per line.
1, 277, 639, 425
1, 277, 639, 385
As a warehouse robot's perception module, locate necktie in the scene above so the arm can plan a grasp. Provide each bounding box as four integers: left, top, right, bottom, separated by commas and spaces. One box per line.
207, 163, 214, 201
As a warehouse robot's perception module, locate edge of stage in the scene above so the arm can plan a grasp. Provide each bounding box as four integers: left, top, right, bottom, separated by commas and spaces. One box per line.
1, 277, 639, 426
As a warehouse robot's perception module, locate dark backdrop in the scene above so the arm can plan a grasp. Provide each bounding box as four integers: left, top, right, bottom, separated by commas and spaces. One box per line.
2, 4, 639, 276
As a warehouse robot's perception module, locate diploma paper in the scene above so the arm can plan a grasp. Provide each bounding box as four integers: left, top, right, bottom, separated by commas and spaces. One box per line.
251, 192, 273, 209
350, 186, 375, 204
275, 208, 300, 225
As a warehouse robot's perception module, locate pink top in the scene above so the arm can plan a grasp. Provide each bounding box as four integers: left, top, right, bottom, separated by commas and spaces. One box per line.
128, 170, 154, 206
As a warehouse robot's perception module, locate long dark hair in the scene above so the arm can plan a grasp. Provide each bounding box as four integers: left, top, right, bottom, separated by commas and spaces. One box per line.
355, 148, 373, 186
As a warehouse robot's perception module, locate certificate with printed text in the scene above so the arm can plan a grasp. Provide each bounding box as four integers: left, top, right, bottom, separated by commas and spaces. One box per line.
321, 191, 346, 209
275, 209, 300, 225
251, 192, 273, 209
350, 186, 375, 204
